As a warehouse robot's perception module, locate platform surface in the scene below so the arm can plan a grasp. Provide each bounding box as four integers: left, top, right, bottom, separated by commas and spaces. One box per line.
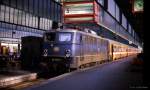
0, 70, 37, 87
25, 56, 146, 90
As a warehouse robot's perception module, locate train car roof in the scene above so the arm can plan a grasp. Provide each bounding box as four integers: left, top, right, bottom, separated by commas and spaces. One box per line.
45, 29, 138, 49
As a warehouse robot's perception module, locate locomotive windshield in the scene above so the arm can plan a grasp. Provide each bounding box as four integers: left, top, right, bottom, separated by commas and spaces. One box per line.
45, 32, 72, 42
59, 33, 71, 42
46, 33, 56, 42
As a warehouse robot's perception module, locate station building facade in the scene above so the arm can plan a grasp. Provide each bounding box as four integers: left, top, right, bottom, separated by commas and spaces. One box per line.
0, 0, 62, 55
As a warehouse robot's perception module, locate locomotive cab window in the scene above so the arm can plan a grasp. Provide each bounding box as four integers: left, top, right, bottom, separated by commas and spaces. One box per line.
46, 33, 56, 42
59, 33, 72, 42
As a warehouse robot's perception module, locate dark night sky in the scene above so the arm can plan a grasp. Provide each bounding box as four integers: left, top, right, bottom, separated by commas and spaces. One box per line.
115, 0, 143, 42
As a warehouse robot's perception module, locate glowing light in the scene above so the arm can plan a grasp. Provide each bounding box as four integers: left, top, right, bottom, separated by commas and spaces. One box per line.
65, 17, 93, 22
65, 3, 93, 15
129, 41, 133, 44
133, 0, 143, 12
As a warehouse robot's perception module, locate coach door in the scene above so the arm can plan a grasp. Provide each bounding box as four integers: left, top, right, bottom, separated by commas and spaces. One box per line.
109, 44, 113, 61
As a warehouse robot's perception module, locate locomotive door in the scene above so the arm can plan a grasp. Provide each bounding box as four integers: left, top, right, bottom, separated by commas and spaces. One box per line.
80, 35, 84, 66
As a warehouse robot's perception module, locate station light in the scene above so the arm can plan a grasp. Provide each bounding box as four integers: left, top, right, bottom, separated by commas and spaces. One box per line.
1, 43, 18, 47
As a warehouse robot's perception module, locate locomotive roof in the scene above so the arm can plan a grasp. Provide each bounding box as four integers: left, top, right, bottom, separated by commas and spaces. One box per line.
45, 28, 103, 39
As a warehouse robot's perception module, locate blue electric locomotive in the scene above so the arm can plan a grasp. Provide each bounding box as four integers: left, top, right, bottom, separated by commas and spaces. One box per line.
41, 29, 109, 71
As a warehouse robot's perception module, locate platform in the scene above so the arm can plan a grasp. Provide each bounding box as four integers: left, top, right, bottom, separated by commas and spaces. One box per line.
0, 70, 37, 88
25, 55, 146, 90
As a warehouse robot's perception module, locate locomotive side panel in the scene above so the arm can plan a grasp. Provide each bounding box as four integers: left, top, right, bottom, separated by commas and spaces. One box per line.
72, 33, 110, 69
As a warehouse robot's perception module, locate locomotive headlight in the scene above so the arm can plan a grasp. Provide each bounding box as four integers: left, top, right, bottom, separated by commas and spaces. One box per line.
65, 49, 71, 58
43, 49, 48, 56
53, 47, 59, 52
